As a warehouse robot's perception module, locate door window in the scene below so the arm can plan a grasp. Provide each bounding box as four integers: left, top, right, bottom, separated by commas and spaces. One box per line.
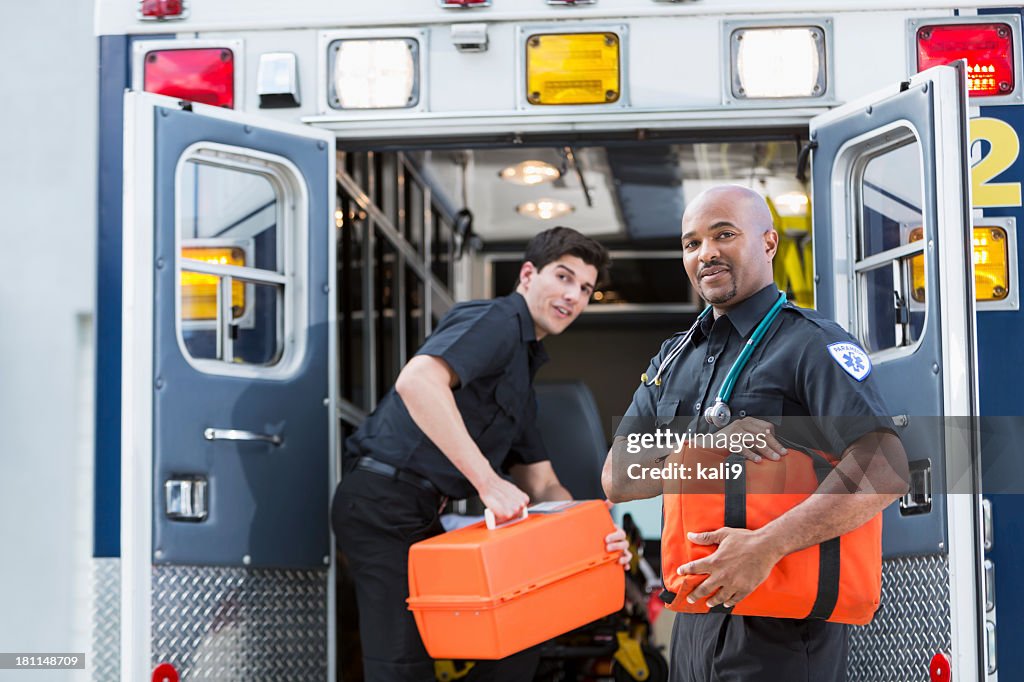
176, 145, 306, 373
852, 128, 928, 355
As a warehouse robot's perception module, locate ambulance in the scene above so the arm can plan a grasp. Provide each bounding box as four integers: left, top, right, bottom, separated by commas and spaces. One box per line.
93, 1, 1024, 679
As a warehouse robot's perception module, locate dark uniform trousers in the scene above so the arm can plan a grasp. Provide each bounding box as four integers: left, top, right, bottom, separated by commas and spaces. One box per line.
668, 613, 849, 682
333, 466, 541, 682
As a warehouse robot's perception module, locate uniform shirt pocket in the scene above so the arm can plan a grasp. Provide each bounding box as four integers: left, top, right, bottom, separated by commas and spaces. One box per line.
654, 398, 681, 427
729, 392, 784, 424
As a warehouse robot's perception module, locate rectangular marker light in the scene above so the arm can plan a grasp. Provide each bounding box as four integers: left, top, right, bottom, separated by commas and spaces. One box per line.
730, 26, 827, 99
916, 23, 1014, 97
525, 32, 620, 105
328, 38, 419, 109
973, 226, 1010, 301
144, 48, 234, 108
181, 246, 247, 321
908, 226, 1010, 302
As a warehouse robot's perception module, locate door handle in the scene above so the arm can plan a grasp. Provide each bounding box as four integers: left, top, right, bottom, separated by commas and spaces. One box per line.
204, 427, 283, 447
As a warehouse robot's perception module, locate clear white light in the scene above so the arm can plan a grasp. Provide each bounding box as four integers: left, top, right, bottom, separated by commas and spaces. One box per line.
735, 28, 822, 98
499, 160, 561, 186
772, 190, 810, 217
333, 39, 416, 109
516, 199, 575, 220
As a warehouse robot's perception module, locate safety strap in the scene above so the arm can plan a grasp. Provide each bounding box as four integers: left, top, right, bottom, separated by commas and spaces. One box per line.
710, 453, 748, 614
792, 444, 842, 621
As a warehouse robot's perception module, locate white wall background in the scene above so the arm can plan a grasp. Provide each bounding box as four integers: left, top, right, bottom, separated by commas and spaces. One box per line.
0, 2, 97, 680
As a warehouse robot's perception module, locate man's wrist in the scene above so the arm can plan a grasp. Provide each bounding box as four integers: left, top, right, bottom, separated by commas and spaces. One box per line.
466, 460, 498, 494
751, 525, 790, 562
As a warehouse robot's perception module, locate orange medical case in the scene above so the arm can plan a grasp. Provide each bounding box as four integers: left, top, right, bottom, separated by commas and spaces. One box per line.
407, 499, 625, 659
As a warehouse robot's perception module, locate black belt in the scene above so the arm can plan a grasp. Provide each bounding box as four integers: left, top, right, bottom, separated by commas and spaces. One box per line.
355, 456, 440, 494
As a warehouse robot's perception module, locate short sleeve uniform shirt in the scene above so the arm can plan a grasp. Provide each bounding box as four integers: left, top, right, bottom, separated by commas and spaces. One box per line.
345, 292, 549, 498
616, 284, 894, 454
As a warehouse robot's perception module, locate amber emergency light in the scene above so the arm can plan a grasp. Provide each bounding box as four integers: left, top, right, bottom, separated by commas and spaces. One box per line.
908, 226, 1009, 302
181, 247, 247, 321
525, 33, 620, 105
144, 48, 235, 108
916, 23, 1014, 97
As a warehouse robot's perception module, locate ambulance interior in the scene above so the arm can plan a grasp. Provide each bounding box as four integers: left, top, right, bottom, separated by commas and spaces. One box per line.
335, 136, 807, 448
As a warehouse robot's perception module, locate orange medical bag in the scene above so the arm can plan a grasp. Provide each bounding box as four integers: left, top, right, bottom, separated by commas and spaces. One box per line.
407, 499, 625, 659
661, 446, 882, 625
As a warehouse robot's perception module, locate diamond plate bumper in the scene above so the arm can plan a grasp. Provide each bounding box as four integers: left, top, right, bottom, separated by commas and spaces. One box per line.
849, 555, 952, 682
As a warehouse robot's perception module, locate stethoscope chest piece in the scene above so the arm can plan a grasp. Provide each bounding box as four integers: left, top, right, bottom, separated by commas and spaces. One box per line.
704, 399, 732, 428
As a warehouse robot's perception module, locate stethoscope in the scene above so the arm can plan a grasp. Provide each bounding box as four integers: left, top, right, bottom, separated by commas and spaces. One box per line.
641, 291, 788, 428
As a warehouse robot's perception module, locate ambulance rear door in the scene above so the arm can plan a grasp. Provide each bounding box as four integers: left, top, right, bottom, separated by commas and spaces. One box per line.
810, 62, 986, 681
120, 91, 336, 682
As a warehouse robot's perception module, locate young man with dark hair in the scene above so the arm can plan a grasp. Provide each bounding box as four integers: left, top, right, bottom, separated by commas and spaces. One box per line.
332, 226, 623, 681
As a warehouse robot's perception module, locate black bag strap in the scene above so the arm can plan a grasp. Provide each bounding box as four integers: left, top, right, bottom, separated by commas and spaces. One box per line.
784, 442, 842, 621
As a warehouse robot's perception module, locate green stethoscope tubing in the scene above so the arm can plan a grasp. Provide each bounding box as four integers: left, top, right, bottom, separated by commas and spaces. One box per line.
704, 291, 788, 427
641, 291, 788, 428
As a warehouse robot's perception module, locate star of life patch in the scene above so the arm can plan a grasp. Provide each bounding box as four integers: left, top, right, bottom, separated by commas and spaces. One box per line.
826, 342, 872, 382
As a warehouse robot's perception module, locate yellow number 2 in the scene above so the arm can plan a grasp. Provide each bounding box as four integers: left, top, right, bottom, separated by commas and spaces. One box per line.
970, 117, 1022, 208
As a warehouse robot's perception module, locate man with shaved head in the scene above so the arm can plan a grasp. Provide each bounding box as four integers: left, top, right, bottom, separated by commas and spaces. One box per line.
602, 186, 908, 681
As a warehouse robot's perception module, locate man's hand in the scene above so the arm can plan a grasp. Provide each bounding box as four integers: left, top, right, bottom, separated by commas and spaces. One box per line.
478, 474, 530, 523
602, 502, 633, 569
604, 527, 633, 569
716, 417, 788, 463
675, 527, 783, 608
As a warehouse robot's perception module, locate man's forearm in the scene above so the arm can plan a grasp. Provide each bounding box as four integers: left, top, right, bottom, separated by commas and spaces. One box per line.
535, 481, 573, 502
394, 359, 496, 490
756, 431, 908, 558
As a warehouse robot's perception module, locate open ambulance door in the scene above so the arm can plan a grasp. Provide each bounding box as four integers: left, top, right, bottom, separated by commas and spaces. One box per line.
121, 91, 336, 681
810, 63, 987, 681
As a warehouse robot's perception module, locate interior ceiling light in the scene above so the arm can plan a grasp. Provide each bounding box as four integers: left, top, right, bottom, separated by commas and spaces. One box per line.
516, 199, 575, 220
329, 38, 418, 109
498, 160, 561, 185
772, 190, 810, 217
732, 26, 826, 98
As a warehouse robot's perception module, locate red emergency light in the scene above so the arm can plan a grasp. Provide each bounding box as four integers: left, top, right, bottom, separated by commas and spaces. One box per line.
140, 0, 185, 20
916, 23, 1014, 97
143, 48, 235, 109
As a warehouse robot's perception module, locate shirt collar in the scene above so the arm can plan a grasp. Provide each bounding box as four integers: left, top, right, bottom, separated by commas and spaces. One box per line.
510, 291, 538, 343
724, 284, 784, 338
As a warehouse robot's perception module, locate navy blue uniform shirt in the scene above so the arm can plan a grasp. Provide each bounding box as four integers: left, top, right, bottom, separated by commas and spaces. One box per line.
345, 292, 549, 498
617, 284, 894, 454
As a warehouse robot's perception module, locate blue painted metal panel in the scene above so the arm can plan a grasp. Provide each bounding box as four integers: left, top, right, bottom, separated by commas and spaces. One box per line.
812, 82, 949, 557
94, 35, 130, 559
95, 33, 175, 559
152, 105, 331, 568
975, 9, 1024, 668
